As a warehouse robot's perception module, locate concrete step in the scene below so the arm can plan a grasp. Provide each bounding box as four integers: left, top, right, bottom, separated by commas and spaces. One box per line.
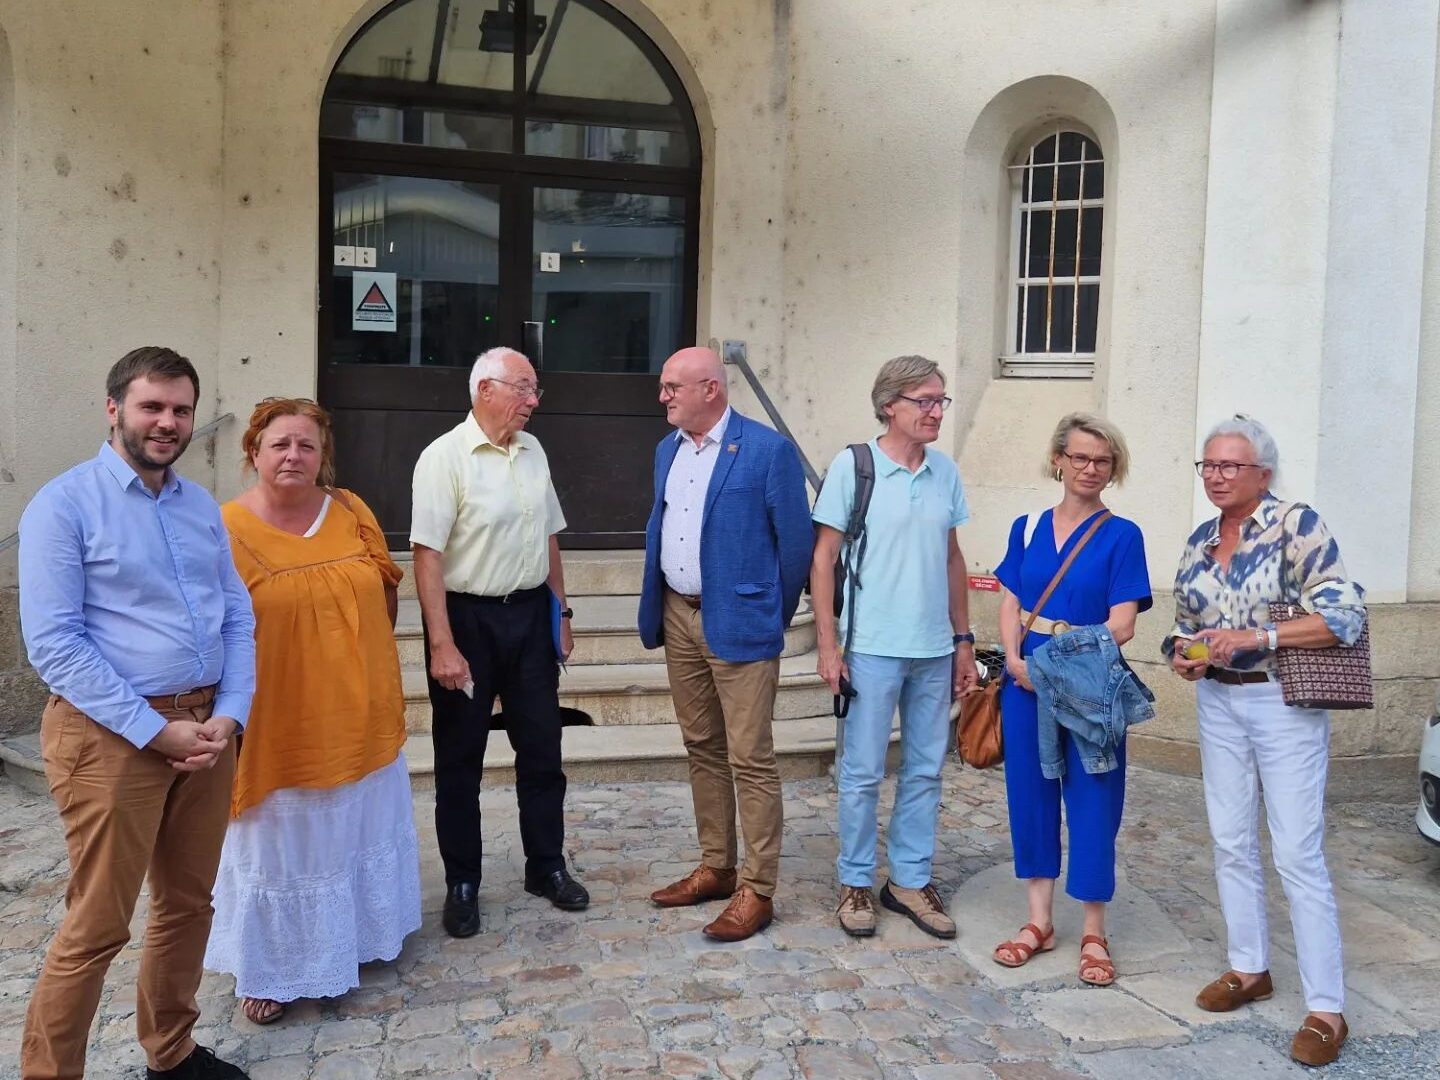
401, 649, 831, 732
392, 595, 816, 668
0, 716, 876, 793
392, 549, 645, 602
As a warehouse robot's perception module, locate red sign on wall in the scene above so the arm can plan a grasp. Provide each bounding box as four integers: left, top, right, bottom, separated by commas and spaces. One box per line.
968, 575, 1001, 592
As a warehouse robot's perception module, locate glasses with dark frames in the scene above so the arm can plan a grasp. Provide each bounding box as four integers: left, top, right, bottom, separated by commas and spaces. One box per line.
1194, 460, 1265, 480
895, 394, 953, 413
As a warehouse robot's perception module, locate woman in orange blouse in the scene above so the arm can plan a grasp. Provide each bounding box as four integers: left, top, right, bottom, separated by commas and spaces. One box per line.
204, 399, 420, 1025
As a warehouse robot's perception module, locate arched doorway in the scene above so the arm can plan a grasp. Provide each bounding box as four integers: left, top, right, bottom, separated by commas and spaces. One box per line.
319, 0, 701, 547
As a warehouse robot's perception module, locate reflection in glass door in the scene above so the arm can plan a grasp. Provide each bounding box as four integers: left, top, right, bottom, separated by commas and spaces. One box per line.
530, 187, 686, 373
330, 173, 503, 369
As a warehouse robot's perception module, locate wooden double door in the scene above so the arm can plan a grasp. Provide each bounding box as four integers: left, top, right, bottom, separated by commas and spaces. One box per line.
319, 156, 697, 548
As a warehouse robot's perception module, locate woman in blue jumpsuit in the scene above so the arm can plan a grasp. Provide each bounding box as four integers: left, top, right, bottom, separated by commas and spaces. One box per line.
992, 414, 1151, 986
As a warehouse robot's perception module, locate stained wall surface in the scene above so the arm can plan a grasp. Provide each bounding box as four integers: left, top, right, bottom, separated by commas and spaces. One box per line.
0, 0, 1436, 759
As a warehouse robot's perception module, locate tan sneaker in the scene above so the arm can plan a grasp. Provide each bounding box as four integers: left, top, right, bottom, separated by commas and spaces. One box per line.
880, 881, 957, 939
836, 885, 877, 937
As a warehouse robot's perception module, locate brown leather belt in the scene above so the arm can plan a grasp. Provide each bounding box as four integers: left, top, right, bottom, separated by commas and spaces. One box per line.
1205, 668, 1271, 685
146, 685, 217, 710
671, 590, 702, 610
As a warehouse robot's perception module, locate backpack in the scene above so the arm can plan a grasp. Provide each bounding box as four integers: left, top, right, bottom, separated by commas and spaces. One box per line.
831, 443, 876, 622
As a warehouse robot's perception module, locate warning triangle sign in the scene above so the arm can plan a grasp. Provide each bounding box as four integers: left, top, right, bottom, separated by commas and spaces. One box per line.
357, 282, 393, 314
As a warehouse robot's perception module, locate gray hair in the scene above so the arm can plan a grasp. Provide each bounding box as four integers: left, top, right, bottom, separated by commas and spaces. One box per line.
468, 347, 526, 401
1203, 413, 1280, 479
871, 355, 945, 424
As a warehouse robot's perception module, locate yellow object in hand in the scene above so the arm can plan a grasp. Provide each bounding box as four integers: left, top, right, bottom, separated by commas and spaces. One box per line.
1183, 640, 1211, 661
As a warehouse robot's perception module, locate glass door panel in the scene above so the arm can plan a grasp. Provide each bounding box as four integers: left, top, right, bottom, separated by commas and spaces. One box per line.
529, 186, 686, 373
330, 173, 503, 368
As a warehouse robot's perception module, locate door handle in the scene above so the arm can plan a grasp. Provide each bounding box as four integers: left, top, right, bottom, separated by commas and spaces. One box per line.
523, 321, 544, 369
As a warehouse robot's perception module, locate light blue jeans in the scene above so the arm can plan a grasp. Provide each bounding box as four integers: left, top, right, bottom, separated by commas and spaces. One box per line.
836, 652, 952, 889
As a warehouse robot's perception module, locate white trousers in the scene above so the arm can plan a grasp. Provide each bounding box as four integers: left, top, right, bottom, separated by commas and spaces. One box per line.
1196, 678, 1344, 1013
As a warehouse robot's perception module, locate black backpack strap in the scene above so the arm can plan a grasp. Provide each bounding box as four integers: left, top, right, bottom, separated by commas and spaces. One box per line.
839, 443, 875, 665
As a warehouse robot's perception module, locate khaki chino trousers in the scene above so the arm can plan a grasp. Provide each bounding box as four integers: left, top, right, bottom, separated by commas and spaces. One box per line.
661, 589, 783, 897
21, 692, 234, 1080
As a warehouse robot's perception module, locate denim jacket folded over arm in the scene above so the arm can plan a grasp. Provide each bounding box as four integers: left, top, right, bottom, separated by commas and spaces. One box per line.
1029, 624, 1155, 780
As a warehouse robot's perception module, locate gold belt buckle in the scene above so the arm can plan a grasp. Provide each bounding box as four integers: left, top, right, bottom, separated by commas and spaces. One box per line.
1050, 619, 1073, 635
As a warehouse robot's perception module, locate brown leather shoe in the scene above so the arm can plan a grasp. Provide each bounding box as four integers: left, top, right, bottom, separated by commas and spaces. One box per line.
650, 865, 737, 908
1291, 1013, 1347, 1066
1195, 970, 1274, 1012
702, 885, 773, 941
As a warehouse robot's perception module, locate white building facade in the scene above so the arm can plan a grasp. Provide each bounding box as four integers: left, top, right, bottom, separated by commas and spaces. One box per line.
0, 0, 1435, 780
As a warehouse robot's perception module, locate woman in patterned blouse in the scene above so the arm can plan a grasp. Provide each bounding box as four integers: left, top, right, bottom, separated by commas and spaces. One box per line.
1166, 415, 1365, 1068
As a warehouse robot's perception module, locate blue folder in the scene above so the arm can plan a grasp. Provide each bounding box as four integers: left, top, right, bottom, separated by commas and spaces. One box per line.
549, 587, 565, 668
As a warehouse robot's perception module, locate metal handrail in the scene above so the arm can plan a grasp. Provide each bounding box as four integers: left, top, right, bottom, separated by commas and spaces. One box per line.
0, 412, 234, 554
719, 340, 822, 493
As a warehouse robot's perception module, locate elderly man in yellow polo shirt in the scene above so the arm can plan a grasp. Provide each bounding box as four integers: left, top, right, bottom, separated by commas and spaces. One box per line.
410, 346, 588, 938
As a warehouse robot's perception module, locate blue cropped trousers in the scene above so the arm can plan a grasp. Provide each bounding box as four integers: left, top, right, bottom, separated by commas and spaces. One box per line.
1000, 677, 1126, 903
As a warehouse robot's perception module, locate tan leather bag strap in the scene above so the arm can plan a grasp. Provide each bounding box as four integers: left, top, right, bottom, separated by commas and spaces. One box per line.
324, 486, 354, 513
1019, 510, 1112, 649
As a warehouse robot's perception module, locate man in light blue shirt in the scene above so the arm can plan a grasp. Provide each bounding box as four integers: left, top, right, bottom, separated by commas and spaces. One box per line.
811, 355, 976, 940
18, 347, 254, 1080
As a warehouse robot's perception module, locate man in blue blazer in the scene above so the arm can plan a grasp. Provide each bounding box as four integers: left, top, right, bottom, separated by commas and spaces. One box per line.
638, 346, 813, 941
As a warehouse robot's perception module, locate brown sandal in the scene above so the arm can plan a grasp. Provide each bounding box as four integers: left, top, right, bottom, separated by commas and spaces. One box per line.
993, 923, 1056, 968
242, 997, 285, 1025
1078, 934, 1116, 986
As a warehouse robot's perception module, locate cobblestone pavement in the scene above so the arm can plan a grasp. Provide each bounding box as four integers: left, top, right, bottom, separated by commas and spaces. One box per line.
2, 761, 1438, 1080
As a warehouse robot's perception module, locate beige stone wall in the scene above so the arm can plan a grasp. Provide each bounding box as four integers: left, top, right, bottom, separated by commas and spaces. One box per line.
0, 0, 227, 531
1411, 17, 1440, 601
0, 0, 1433, 763
778, 1, 1216, 582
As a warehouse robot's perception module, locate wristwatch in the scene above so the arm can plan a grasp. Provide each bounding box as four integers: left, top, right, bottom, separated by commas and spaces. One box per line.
559, 607, 574, 619
953, 632, 976, 645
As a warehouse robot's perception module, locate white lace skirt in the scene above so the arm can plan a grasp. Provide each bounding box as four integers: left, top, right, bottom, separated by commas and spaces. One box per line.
204, 753, 422, 1002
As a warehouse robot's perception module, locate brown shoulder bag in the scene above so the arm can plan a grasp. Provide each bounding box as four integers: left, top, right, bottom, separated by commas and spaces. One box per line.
957, 511, 1112, 768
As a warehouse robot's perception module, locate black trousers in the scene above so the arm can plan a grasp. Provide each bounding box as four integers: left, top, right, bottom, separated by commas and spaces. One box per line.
427, 586, 566, 887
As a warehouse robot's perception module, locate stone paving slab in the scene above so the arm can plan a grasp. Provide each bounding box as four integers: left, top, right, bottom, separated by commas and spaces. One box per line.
1, 761, 1437, 1079
1079, 1032, 1311, 1079
1022, 987, 1188, 1053
951, 864, 1193, 990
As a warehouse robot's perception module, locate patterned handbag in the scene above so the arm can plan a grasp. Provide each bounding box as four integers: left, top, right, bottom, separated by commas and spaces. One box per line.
1268, 504, 1373, 710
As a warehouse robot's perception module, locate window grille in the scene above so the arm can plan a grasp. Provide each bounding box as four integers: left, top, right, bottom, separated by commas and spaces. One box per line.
1003, 130, 1103, 378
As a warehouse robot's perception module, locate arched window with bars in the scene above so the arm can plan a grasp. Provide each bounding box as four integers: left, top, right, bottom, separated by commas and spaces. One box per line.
1004, 129, 1104, 377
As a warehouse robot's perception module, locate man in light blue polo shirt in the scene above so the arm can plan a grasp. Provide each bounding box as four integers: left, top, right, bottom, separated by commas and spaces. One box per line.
811, 354, 976, 939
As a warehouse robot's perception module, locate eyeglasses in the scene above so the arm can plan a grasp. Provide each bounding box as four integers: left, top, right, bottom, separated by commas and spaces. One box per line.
1060, 451, 1114, 473
1194, 460, 1265, 480
658, 378, 715, 398
895, 394, 953, 413
488, 378, 543, 401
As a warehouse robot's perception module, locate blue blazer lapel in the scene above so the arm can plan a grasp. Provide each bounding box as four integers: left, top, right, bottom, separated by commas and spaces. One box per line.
655, 433, 681, 512
702, 411, 746, 523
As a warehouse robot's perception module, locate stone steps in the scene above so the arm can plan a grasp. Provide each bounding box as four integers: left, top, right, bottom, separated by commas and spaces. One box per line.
0, 548, 836, 789
393, 595, 817, 668
402, 649, 831, 732
0, 716, 870, 795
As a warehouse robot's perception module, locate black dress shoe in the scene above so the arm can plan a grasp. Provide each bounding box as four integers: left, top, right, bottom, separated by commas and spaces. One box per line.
147, 1045, 249, 1079
442, 882, 481, 938
525, 867, 590, 911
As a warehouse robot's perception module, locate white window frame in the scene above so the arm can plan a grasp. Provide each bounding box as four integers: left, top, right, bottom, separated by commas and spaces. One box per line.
1000, 126, 1104, 379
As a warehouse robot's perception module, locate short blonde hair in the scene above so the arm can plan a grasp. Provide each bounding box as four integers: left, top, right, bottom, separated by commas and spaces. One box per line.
1045, 412, 1131, 486
871, 355, 945, 424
